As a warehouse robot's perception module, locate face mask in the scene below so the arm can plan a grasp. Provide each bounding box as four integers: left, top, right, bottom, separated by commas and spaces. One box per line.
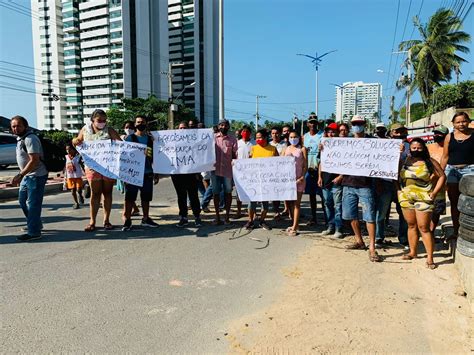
256, 138, 266, 146
351, 125, 364, 134
289, 138, 299, 146
124, 128, 134, 136
95, 122, 106, 130
410, 150, 423, 158
241, 131, 251, 141
376, 129, 387, 138
136, 124, 146, 132
398, 134, 408, 140
219, 127, 228, 135
433, 134, 445, 143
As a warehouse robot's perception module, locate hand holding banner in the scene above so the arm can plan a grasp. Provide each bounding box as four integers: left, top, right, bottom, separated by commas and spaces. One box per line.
77, 140, 147, 186
152, 128, 216, 174
233, 156, 297, 202
320, 138, 402, 179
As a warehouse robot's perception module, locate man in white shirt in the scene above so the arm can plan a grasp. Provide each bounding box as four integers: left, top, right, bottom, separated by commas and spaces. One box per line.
235, 125, 254, 218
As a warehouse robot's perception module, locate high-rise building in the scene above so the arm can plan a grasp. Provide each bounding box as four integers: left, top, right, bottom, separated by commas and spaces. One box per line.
31, 0, 169, 132
335, 81, 382, 126
168, 0, 220, 127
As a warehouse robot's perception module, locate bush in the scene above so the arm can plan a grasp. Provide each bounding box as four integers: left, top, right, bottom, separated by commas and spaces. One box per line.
430, 80, 473, 113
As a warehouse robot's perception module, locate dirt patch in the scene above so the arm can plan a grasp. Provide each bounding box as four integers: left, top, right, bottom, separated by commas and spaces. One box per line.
227, 235, 473, 353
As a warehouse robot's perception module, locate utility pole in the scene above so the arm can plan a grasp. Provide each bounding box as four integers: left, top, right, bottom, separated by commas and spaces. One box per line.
297, 50, 337, 117
161, 62, 184, 129
390, 95, 395, 124
293, 113, 298, 129
406, 50, 412, 126
255, 95, 266, 130
218, 0, 225, 121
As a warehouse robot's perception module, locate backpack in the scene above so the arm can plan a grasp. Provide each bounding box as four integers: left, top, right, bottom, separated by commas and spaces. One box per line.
21, 132, 66, 172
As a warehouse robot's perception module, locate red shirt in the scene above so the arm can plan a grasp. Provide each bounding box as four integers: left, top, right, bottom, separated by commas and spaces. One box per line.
214, 133, 238, 178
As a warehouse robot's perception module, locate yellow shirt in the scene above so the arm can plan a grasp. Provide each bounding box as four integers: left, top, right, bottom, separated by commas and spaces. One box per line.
251, 144, 278, 158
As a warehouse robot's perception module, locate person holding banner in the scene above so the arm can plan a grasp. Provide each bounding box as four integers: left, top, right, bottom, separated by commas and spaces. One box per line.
235, 125, 254, 219
284, 130, 307, 236
122, 115, 160, 231
212, 119, 238, 225
171, 121, 202, 228
244, 129, 279, 230
398, 138, 446, 269
73, 109, 122, 232
338, 123, 349, 138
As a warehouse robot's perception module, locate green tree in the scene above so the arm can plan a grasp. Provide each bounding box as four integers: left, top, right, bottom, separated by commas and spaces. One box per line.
399, 8, 470, 105
399, 102, 427, 121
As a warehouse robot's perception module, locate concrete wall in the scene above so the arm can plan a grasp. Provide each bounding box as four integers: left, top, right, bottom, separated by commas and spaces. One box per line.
407, 107, 474, 131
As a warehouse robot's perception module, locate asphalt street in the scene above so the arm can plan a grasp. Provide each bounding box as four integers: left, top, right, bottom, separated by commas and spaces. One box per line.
0, 177, 314, 352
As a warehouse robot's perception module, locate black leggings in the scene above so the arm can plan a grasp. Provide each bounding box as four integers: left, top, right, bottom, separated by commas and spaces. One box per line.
171, 174, 201, 218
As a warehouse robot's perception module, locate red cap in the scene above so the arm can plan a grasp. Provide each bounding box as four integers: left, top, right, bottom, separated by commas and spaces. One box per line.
326, 123, 339, 131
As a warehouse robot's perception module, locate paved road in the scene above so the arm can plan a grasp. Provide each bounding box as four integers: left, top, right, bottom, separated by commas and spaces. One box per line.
0, 178, 314, 352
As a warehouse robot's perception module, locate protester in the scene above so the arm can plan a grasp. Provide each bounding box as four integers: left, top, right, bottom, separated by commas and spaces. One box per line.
338, 123, 349, 138
188, 120, 197, 129
245, 128, 279, 230
168, 121, 202, 227
122, 115, 160, 231
440, 112, 474, 240
398, 138, 446, 269
10, 116, 48, 241
318, 123, 343, 238
235, 125, 254, 219
235, 128, 242, 140
270, 126, 288, 220
374, 122, 387, 138
121, 120, 135, 140
119, 121, 140, 216
73, 109, 122, 232
302, 114, 325, 225
283, 130, 307, 236
212, 118, 238, 225
427, 125, 449, 233
64, 144, 85, 210
282, 124, 291, 145
341, 116, 381, 262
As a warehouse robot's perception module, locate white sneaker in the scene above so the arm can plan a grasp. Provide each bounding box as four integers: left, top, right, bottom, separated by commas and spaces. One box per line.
321, 228, 334, 236
333, 231, 343, 239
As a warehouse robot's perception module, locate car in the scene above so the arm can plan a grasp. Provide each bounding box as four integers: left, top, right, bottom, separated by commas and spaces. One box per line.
0, 133, 17, 169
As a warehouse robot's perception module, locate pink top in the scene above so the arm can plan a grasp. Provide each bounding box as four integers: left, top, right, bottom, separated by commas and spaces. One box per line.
214, 133, 238, 178
284, 146, 306, 192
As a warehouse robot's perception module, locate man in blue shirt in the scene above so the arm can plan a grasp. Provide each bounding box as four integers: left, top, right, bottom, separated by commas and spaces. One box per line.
122, 115, 160, 231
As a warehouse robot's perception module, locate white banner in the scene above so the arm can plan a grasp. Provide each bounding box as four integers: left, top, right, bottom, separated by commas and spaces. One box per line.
320, 138, 402, 180
232, 157, 297, 202
152, 128, 216, 174
77, 140, 147, 186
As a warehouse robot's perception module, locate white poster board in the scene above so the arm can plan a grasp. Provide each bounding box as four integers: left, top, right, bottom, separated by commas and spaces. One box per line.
320, 138, 402, 179
152, 128, 216, 174
232, 156, 297, 202
77, 140, 146, 186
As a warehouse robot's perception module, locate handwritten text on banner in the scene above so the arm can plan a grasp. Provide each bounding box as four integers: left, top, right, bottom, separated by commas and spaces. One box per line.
320, 138, 402, 179
233, 157, 297, 202
152, 128, 216, 174
77, 140, 146, 186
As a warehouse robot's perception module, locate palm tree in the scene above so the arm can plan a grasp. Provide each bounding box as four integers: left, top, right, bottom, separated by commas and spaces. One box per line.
399, 8, 470, 105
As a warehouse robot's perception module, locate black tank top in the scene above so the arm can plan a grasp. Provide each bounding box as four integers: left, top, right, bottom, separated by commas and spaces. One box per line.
447, 132, 474, 165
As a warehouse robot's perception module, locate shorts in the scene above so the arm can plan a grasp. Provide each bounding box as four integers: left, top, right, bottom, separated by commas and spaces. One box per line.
210, 173, 233, 195
248, 201, 269, 211
342, 186, 376, 223
398, 188, 434, 212
85, 168, 116, 183
304, 170, 322, 195
66, 178, 83, 190
445, 164, 474, 184
125, 174, 154, 202
433, 198, 446, 215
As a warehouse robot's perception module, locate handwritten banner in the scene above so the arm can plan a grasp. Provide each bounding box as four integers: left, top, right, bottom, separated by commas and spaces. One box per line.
320, 138, 402, 180
232, 157, 297, 202
77, 140, 146, 186
152, 128, 216, 174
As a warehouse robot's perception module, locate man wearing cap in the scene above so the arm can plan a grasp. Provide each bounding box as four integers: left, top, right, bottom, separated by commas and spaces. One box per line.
302, 113, 325, 225
428, 125, 449, 232
212, 118, 238, 225
341, 115, 381, 262
374, 122, 387, 138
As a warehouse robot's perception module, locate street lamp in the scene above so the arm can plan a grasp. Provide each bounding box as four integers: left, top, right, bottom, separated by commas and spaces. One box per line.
161, 62, 184, 129
330, 82, 351, 123
297, 50, 337, 117
175, 81, 196, 101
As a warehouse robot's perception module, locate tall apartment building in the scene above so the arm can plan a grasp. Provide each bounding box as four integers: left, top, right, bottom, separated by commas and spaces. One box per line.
335, 81, 382, 126
31, 0, 169, 132
168, 0, 220, 127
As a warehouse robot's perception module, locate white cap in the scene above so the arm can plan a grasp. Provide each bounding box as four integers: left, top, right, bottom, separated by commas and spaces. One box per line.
351, 115, 365, 123
376, 122, 386, 128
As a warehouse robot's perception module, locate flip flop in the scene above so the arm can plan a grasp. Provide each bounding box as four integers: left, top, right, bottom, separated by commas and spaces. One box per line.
426, 262, 437, 270
369, 251, 382, 262
84, 224, 95, 232
402, 254, 416, 260
103, 222, 114, 230
345, 242, 367, 250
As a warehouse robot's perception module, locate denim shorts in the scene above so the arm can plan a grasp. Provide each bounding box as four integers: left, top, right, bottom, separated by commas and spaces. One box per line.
210, 173, 233, 195
342, 186, 376, 223
445, 164, 474, 184
125, 174, 154, 202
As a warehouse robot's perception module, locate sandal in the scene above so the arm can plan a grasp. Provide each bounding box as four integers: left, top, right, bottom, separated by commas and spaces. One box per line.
402, 254, 416, 260
345, 242, 367, 250
426, 262, 437, 270
212, 219, 224, 226
287, 228, 298, 237
84, 224, 95, 232
103, 222, 113, 230
369, 250, 382, 262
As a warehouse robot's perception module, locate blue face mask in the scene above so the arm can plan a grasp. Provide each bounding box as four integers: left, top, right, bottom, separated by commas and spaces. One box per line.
351, 125, 365, 134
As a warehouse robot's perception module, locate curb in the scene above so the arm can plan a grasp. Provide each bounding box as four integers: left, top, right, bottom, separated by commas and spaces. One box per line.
0, 182, 65, 202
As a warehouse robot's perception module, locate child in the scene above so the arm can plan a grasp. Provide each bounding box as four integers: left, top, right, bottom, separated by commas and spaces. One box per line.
64, 144, 85, 209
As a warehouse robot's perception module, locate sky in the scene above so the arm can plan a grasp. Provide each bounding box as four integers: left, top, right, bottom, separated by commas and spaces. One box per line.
0, 0, 472, 127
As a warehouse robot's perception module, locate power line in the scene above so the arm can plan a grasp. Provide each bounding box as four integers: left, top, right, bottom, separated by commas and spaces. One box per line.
385, 0, 401, 100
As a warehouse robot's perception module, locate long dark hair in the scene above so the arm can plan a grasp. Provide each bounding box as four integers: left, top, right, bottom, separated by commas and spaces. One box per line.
408, 137, 434, 174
